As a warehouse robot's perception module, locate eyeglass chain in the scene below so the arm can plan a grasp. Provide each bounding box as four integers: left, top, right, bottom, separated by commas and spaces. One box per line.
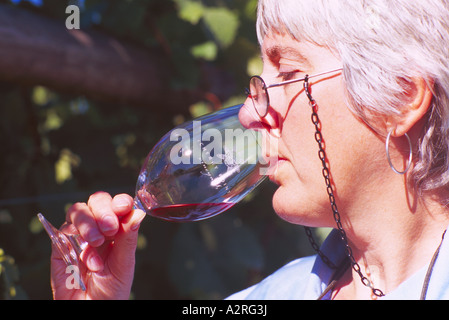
302, 75, 385, 298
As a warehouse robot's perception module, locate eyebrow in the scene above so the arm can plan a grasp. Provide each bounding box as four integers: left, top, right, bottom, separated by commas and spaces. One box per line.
263, 45, 310, 66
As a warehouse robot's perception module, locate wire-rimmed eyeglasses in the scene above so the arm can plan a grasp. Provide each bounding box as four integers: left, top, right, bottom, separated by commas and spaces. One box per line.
246, 68, 343, 118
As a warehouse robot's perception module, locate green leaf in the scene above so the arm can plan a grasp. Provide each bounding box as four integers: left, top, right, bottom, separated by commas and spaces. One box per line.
244, 0, 258, 20
29, 216, 43, 234
175, 0, 204, 25
191, 41, 218, 61
247, 55, 263, 76
43, 109, 63, 131
203, 7, 240, 48
54, 148, 81, 185
189, 101, 213, 118
32, 86, 53, 106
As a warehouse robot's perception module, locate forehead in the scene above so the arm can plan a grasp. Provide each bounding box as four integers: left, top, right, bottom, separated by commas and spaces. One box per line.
261, 32, 340, 68
264, 44, 310, 65
261, 32, 304, 58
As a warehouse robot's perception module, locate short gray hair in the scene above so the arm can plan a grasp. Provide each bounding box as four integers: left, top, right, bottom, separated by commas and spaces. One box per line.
257, 0, 449, 199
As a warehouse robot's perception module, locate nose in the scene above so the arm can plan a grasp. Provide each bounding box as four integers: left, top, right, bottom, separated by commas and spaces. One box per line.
238, 98, 259, 129
239, 97, 282, 138
239, 98, 281, 172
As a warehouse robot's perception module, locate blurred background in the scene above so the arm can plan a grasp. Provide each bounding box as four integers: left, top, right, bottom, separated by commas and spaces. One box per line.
0, 0, 325, 299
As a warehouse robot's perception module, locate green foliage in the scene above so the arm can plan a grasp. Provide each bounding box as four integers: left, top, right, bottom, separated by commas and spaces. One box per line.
0, 0, 318, 300
0, 249, 27, 299
202, 7, 240, 48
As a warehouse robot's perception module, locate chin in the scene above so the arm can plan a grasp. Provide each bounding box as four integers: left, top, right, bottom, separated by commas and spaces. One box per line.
271, 186, 306, 225
271, 186, 332, 228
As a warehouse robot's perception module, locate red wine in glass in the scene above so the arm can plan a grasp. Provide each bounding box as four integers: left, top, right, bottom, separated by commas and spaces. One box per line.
149, 203, 236, 222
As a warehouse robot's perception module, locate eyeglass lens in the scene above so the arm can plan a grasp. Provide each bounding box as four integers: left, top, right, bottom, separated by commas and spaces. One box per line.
249, 76, 268, 118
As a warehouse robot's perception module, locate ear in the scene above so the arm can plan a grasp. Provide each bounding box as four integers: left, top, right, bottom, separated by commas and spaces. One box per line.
388, 77, 434, 137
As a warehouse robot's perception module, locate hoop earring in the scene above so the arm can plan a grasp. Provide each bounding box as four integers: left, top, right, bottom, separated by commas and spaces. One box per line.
385, 130, 413, 175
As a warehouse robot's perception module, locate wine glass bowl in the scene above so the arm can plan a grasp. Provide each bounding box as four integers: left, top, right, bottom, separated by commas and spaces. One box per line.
134, 104, 268, 222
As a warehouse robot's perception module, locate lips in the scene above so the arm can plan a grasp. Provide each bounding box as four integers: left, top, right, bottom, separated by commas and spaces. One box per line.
266, 156, 288, 184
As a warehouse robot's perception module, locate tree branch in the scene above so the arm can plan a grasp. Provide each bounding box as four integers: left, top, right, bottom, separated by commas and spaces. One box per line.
0, 4, 186, 111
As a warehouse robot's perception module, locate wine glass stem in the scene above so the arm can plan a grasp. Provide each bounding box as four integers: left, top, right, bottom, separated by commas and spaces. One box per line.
37, 213, 87, 291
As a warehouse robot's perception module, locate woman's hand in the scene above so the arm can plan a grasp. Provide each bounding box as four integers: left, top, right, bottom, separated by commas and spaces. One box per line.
50, 191, 146, 299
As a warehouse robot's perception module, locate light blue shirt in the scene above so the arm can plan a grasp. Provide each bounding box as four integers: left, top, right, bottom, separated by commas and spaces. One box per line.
227, 229, 449, 300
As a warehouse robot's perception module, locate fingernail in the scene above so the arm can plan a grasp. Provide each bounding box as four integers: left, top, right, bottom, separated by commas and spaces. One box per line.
115, 196, 130, 209
131, 210, 146, 231
101, 215, 117, 232
89, 255, 104, 272
88, 229, 104, 245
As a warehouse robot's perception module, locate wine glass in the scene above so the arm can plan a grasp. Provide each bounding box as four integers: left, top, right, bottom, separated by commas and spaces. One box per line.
38, 104, 272, 291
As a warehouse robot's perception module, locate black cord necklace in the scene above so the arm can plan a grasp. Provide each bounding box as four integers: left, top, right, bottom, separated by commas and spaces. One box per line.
303, 75, 385, 298
420, 230, 446, 300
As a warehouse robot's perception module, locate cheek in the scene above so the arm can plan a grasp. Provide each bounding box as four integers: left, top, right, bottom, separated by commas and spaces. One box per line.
282, 100, 321, 173
268, 85, 350, 225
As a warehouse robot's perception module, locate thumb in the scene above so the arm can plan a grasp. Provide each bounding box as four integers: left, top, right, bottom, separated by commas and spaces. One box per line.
107, 209, 146, 276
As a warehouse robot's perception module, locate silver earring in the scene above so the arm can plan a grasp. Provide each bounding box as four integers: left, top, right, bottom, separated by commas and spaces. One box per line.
385, 129, 413, 175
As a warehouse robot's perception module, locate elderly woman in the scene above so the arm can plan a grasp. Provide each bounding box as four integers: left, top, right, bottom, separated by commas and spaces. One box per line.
50, 0, 449, 299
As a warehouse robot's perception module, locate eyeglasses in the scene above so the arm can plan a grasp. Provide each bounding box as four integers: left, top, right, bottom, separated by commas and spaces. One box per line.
246, 68, 343, 118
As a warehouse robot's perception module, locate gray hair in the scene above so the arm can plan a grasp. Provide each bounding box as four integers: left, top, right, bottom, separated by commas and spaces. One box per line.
257, 0, 449, 199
